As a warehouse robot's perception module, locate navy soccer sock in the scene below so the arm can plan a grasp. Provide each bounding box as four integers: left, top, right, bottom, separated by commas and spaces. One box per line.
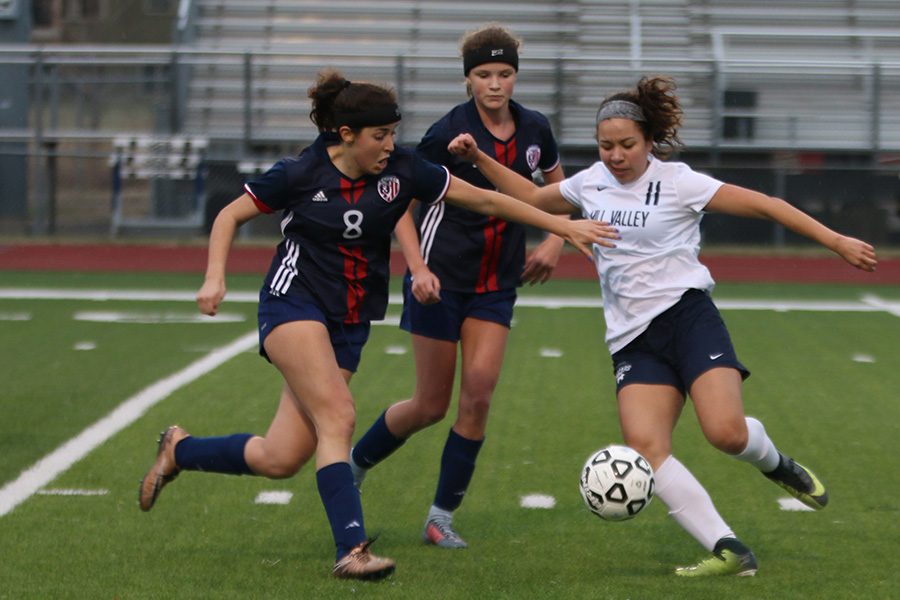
433, 429, 484, 511
173, 433, 254, 475
351, 411, 406, 469
316, 462, 368, 561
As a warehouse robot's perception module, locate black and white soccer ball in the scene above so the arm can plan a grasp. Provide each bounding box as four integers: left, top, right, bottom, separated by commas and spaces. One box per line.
579, 445, 654, 521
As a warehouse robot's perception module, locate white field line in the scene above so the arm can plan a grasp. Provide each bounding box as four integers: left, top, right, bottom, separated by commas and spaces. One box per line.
520, 493, 557, 509
861, 293, 900, 317
0, 331, 257, 517
778, 497, 816, 512
255, 491, 293, 505
37, 488, 109, 496
0, 289, 257, 303
1, 288, 898, 314
73, 310, 246, 323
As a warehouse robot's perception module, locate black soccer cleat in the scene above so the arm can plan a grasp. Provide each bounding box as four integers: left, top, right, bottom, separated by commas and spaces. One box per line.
764, 452, 828, 510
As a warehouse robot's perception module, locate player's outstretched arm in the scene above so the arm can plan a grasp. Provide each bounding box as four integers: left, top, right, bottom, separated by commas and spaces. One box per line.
197, 193, 263, 315
448, 133, 574, 215
443, 176, 618, 258
706, 184, 878, 272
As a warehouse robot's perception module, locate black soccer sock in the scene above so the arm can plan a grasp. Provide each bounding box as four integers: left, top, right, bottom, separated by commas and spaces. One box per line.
433, 429, 483, 512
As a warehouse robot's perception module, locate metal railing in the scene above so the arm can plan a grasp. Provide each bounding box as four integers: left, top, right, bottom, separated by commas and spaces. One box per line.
2, 44, 898, 151
0, 43, 899, 239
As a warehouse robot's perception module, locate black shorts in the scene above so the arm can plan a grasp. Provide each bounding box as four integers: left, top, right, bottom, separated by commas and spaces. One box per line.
399, 273, 515, 342
610, 289, 750, 395
258, 288, 370, 372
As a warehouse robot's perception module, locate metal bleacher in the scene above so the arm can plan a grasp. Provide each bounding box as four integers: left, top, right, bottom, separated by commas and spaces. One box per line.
690, 1, 900, 150
182, 0, 584, 146
177, 0, 900, 156
182, 1, 683, 147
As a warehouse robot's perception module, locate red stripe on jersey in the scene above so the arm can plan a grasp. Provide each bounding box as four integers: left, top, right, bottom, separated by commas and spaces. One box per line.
492, 138, 517, 167
340, 178, 365, 204
479, 139, 516, 293
505, 137, 517, 166
243, 184, 274, 214
476, 216, 506, 293
493, 141, 506, 167
339, 245, 368, 323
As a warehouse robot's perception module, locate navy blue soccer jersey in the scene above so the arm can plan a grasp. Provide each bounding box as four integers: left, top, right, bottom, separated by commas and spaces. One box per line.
245, 133, 451, 324
415, 98, 560, 293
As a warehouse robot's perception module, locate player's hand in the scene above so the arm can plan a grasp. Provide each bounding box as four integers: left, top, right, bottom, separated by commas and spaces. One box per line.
196, 278, 226, 315
563, 220, 619, 258
522, 235, 565, 285
447, 133, 479, 162
410, 267, 441, 305
835, 235, 877, 272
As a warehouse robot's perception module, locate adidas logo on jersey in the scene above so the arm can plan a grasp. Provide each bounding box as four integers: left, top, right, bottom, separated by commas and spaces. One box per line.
312, 190, 328, 203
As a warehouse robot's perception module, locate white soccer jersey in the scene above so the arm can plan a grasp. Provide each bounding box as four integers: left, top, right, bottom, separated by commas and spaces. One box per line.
559, 157, 724, 354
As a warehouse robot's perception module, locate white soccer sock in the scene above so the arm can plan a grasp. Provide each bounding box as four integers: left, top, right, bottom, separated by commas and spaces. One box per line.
654, 455, 734, 551
734, 416, 781, 473
348, 451, 367, 488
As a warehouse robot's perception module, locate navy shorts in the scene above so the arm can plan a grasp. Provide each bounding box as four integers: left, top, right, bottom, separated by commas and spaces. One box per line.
257, 288, 370, 372
399, 273, 516, 342
610, 289, 750, 395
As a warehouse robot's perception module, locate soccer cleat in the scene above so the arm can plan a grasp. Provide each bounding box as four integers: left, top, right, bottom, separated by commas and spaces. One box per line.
422, 516, 468, 549
764, 452, 829, 510
138, 425, 190, 512
332, 539, 395, 581
675, 538, 758, 577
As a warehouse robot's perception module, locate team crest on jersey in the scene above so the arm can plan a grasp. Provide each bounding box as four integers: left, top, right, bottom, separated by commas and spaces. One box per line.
526, 145, 541, 171
377, 175, 400, 203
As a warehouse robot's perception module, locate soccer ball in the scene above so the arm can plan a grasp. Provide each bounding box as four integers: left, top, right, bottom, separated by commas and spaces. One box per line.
579, 445, 654, 521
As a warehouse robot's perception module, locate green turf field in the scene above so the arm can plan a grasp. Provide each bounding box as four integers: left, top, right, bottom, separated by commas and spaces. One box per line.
1, 272, 898, 599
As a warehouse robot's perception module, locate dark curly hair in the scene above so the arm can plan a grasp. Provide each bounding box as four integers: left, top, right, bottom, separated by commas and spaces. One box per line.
600, 75, 684, 158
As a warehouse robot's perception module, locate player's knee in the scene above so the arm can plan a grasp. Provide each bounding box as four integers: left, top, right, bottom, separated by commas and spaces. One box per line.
459, 378, 496, 419
464, 369, 499, 399
458, 392, 492, 423
705, 420, 748, 455
407, 387, 453, 427
252, 449, 305, 479
262, 458, 302, 479
622, 434, 669, 467
418, 403, 449, 427
318, 401, 357, 442
334, 411, 358, 441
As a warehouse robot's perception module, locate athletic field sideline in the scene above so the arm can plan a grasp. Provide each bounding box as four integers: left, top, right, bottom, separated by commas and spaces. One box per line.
0, 270, 897, 599
1, 242, 898, 284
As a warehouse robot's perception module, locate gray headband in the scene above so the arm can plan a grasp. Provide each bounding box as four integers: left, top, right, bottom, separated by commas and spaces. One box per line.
596, 100, 646, 124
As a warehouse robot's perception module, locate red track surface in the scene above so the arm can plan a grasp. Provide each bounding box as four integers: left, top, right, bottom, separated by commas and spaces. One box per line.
0, 243, 897, 284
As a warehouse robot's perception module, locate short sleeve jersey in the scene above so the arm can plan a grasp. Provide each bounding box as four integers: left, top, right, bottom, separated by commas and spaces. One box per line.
245, 133, 451, 324
415, 98, 560, 293
558, 158, 724, 354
